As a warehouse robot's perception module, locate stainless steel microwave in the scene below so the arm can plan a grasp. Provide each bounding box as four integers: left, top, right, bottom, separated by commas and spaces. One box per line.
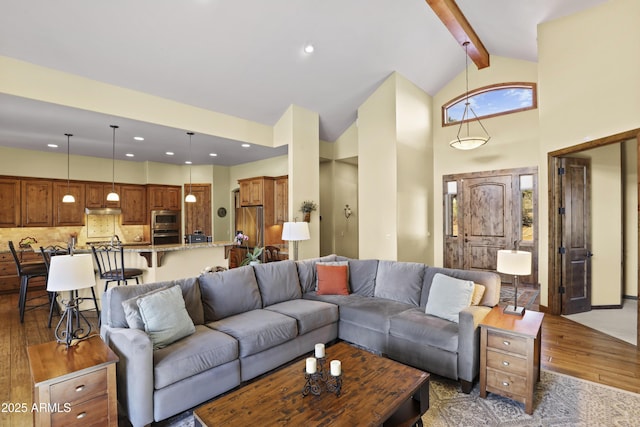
151, 210, 180, 231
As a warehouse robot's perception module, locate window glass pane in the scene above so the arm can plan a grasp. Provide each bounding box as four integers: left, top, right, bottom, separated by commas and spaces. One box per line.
445, 183, 458, 237
445, 85, 535, 124
521, 187, 534, 241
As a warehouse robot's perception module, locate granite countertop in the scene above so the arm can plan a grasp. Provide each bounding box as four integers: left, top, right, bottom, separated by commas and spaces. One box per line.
0, 241, 236, 254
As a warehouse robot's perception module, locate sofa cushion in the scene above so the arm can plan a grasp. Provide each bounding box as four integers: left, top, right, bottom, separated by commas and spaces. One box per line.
199, 267, 262, 321
264, 299, 339, 335
137, 285, 196, 350
389, 307, 459, 353
153, 325, 238, 389
348, 259, 378, 297
317, 264, 349, 295
374, 260, 424, 306
104, 277, 203, 328
207, 309, 297, 358
253, 260, 302, 306
296, 255, 338, 293
424, 273, 474, 323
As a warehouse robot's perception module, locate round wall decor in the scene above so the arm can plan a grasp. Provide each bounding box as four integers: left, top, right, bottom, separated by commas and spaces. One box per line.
217, 207, 227, 218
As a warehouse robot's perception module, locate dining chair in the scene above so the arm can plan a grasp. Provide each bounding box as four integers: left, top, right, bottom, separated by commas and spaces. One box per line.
91, 244, 144, 293
264, 246, 281, 263
8, 240, 48, 323
40, 245, 101, 328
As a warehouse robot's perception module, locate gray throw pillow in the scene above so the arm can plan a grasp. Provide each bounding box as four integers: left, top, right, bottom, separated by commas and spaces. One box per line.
122, 285, 170, 330
424, 273, 474, 323
137, 285, 196, 350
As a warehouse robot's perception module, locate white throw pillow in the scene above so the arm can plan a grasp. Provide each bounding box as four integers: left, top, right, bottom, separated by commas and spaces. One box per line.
425, 273, 475, 323
137, 285, 196, 349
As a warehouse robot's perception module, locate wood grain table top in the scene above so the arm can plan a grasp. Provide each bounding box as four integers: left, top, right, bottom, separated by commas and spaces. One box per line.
194, 342, 429, 427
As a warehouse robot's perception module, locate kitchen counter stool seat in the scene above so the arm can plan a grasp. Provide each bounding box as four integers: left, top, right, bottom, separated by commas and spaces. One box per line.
8, 241, 48, 323
91, 245, 144, 293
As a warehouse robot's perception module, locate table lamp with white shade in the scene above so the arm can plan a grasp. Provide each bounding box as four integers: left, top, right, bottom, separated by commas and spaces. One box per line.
497, 246, 532, 316
47, 254, 96, 347
282, 221, 310, 261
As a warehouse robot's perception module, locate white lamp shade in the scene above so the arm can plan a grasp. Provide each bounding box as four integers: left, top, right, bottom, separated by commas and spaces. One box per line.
496, 250, 532, 276
47, 254, 96, 292
185, 193, 197, 203
62, 194, 76, 203
106, 191, 120, 202
282, 222, 310, 241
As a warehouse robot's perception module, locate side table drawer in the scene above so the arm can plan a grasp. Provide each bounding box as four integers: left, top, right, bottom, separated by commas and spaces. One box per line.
487, 331, 527, 355
486, 349, 527, 376
50, 368, 107, 406
486, 368, 527, 397
51, 394, 109, 427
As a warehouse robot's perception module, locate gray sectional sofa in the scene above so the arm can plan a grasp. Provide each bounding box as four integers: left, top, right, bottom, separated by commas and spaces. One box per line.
100, 255, 500, 427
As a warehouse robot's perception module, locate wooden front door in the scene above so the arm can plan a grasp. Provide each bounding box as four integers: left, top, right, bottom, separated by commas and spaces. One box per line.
462, 175, 513, 272
560, 157, 592, 315
184, 183, 212, 236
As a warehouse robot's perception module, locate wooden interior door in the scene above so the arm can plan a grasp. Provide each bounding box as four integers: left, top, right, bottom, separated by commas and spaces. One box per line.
184, 184, 212, 236
560, 157, 592, 315
462, 175, 513, 272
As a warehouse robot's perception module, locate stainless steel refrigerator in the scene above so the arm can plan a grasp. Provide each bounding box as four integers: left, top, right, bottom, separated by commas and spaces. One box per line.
235, 206, 264, 248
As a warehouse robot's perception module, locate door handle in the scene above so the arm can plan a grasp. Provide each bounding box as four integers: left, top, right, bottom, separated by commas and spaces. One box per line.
586, 252, 594, 258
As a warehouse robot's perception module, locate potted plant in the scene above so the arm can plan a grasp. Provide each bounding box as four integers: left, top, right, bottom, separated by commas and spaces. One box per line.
300, 200, 318, 222
242, 246, 264, 266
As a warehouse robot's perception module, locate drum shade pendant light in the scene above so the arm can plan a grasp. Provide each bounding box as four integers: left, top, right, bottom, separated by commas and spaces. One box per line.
449, 42, 490, 150
185, 132, 196, 203
62, 133, 75, 203
106, 125, 120, 202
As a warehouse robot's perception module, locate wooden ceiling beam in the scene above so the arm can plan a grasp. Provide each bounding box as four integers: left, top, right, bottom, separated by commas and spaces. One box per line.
425, 0, 490, 69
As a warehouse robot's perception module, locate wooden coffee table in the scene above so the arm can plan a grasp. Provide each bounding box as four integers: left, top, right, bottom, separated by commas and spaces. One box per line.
194, 341, 429, 426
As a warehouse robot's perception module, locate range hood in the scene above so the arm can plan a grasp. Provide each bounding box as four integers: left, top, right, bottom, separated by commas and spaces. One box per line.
85, 207, 122, 215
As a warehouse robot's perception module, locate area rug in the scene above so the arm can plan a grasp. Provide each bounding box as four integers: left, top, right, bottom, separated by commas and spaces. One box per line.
500, 285, 539, 309
159, 369, 640, 427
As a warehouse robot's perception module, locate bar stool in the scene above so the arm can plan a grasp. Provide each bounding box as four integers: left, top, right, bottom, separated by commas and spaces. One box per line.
40, 246, 101, 328
91, 244, 144, 293
8, 241, 48, 323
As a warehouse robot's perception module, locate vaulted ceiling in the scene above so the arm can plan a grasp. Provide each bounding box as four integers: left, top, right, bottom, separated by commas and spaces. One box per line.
0, 0, 607, 165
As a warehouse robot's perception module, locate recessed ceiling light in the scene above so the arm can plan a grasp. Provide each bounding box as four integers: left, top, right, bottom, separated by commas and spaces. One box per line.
134, 136, 144, 141
185, 160, 192, 165
303, 44, 315, 54
126, 153, 134, 157
209, 153, 218, 157
166, 151, 174, 156
47, 144, 58, 148
241, 143, 251, 148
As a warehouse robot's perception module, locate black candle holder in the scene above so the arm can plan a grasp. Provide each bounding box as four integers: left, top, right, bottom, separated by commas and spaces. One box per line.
302, 356, 342, 397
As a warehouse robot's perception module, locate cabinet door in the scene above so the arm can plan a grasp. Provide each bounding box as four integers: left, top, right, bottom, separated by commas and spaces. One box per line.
0, 178, 21, 227
121, 185, 147, 225
53, 182, 86, 226
239, 178, 264, 206
165, 187, 181, 210
147, 186, 165, 210
148, 185, 181, 211
21, 180, 53, 227
274, 177, 288, 224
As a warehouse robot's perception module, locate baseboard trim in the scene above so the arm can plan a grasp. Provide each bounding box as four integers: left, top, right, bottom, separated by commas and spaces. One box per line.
591, 304, 623, 310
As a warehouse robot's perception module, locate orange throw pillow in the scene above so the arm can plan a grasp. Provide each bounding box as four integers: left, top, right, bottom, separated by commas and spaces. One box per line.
316, 264, 349, 295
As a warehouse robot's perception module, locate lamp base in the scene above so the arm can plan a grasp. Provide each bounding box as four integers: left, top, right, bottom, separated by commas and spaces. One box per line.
54, 294, 92, 348
503, 305, 525, 316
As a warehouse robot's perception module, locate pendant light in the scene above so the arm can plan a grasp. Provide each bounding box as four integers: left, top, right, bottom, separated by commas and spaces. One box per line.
62, 133, 75, 203
449, 41, 491, 150
185, 132, 196, 203
106, 125, 120, 202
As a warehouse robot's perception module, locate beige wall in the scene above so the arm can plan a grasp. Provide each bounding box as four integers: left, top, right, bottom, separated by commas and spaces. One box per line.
537, 0, 640, 306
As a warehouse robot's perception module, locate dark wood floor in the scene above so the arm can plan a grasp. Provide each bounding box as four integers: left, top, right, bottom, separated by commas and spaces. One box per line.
1, 290, 639, 426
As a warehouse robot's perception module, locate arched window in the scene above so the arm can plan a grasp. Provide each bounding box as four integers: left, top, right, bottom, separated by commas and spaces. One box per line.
442, 82, 537, 126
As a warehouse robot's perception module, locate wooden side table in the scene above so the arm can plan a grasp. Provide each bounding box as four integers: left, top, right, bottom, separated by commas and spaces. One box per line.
479, 306, 544, 414
27, 335, 119, 427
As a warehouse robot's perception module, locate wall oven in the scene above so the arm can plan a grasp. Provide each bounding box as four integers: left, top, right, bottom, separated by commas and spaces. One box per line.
151, 210, 180, 245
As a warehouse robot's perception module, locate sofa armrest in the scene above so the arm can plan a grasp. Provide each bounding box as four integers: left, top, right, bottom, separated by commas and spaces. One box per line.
457, 305, 491, 383
107, 327, 154, 427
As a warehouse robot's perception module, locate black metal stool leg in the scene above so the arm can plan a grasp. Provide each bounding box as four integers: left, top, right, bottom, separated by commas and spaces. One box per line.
47, 291, 58, 328
19, 276, 28, 323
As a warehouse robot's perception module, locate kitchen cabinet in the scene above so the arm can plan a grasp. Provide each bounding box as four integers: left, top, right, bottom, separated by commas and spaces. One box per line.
21, 179, 53, 227
86, 183, 121, 209
121, 184, 147, 225
0, 178, 21, 227
147, 185, 182, 211
53, 181, 86, 226
0, 252, 19, 293
274, 175, 288, 224
238, 177, 274, 207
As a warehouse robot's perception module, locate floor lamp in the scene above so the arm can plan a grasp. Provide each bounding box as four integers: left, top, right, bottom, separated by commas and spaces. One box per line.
282, 221, 310, 261
47, 254, 97, 348
497, 247, 532, 316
